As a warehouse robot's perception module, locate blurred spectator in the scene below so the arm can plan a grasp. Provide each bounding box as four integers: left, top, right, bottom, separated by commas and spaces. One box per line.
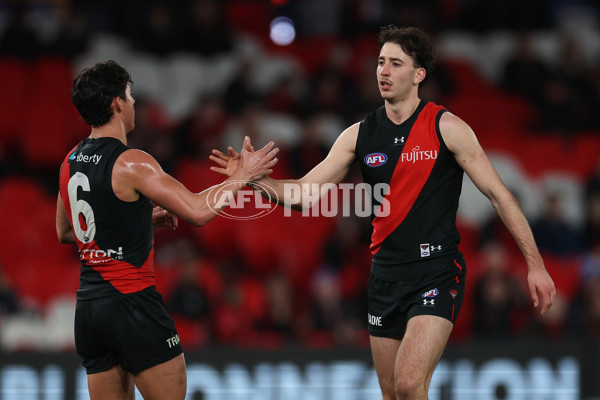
458, 0, 551, 31
135, 3, 176, 56
304, 43, 361, 123
531, 189, 583, 257
0, 4, 42, 60
418, 58, 456, 104
578, 239, 600, 338
339, 0, 390, 37
212, 256, 269, 346
176, 0, 233, 56
223, 58, 261, 115
167, 259, 212, 321
0, 265, 19, 315
583, 162, 600, 249
266, 73, 307, 117
537, 36, 600, 134
501, 33, 550, 108
354, 55, 384, 120
526, 291, 574, 340
302, 267, 363, 347
321, 215, 371, 329
472, 240, 528, 338
46, 6, 90, 58
477, 207, 523, 258
174, 95, 228, 159
256, 271, 296, 340
288, 114, 332, 178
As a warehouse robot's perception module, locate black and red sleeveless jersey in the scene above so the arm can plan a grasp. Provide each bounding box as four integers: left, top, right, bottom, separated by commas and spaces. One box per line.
356, 101, 464, 278
59, 137, 155, 300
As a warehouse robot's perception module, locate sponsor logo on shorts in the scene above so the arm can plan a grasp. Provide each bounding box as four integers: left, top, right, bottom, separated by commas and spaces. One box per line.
364, 153, 388, 167
422, 288, 439, 298
423, 299, 435, 307
166, 334, 180, 348
449, 289, 458, 299
368, 313, 382, 327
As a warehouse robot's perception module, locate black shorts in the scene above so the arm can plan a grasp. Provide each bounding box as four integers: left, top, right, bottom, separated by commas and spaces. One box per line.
75, 286, 183, 374
367, 256, 466, 337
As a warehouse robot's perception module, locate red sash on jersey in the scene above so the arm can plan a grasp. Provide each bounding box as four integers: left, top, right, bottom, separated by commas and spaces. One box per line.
370, 103, 444, 255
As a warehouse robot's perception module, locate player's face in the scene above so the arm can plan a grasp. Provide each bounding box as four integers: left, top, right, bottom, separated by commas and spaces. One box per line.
123, 84, 136, 133
377, 42, 424, 102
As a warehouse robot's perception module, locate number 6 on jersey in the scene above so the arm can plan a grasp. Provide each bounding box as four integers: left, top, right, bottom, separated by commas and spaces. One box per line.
67, 172, 96, 243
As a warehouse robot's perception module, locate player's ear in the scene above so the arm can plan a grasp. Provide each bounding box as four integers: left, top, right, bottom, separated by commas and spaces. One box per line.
112, 96, 124, 112
414, 67, 426, 85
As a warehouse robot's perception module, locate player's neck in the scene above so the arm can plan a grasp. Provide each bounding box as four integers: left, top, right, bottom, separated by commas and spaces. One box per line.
384, 96, 421, 125
88, 120, 129, 145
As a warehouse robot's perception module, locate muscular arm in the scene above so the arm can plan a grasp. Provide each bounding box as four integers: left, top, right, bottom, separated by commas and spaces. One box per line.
114, 138, 277, 226
56, 194, 76, 244
212, 123, 359, 211
440, 112, 556, 315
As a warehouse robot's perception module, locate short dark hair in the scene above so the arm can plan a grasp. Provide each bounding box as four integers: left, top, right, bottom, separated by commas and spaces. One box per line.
378, 25, 435, 87
72, 60, 132, 127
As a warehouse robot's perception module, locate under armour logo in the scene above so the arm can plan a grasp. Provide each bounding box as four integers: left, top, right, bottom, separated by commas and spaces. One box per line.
431, 245, 442, 251
423, 299, 435, 306
394, 137, 405, 145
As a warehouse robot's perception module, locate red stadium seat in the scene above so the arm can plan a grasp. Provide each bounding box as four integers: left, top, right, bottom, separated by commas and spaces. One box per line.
20, 101, 81, 168
32, 57, 74, 105
0, 58, 28, 144
0, 177, 79, 306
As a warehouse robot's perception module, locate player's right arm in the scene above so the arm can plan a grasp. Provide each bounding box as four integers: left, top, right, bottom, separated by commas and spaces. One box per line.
56, 193, 76, 244
211, 123, 359, 210
115, 137, 278, 226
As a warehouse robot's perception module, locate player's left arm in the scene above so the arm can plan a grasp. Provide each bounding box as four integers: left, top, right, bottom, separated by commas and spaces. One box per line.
56, 193, 76, 244
440, 111, 556, 315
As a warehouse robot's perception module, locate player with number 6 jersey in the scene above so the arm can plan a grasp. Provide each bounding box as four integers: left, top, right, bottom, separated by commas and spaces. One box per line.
60, 137, 155, 300
56, 60, 278, 400
60, 138, 155, 300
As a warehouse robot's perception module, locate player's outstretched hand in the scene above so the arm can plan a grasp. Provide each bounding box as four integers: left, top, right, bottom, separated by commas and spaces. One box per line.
238, 136, 278, 181
152, 206, 178, 231
527, 266, 557, 316
210, 146, 240, 176
210, 136, 277, 181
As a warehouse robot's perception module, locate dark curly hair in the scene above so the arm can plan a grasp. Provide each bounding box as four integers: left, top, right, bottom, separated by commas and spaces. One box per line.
378, 25, 435, 88
72, 60, 133, 127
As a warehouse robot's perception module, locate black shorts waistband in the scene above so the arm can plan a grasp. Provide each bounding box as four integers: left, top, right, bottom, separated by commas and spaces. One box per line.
370, 253, 464, 281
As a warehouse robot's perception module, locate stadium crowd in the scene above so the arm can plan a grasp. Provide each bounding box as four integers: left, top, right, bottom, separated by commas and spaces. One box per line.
0, 0, 599, 351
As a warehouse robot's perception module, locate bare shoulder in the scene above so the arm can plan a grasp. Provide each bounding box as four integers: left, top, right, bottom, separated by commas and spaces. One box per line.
112, 149, 166, 201
333, 122, 360, 151
114, 148, 162, 176
439, 111, 478, 153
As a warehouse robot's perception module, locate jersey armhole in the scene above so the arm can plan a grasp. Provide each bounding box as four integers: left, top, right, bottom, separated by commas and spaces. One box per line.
435, 109, 449, 151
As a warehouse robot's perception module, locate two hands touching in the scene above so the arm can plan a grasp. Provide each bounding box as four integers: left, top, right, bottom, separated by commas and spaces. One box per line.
210, 136, 275, 182
153, 136, 278, 231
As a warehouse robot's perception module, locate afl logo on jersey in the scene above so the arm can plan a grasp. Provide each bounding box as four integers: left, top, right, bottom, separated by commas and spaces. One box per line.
364, 152, 388, 167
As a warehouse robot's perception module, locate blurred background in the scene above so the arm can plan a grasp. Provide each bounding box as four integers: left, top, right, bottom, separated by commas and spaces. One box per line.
0, 0, 599, 398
